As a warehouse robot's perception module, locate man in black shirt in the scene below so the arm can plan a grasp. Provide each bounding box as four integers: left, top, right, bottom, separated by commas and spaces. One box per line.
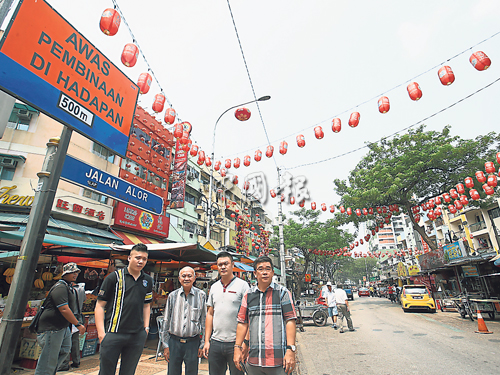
34, 263, 86, 375
95, 243, 153, 375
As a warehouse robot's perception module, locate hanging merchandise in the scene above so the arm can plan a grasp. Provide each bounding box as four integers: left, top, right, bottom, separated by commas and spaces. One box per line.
164, 108, 177, 125
137, 72, 152, 94
235, 108, 251, 121
407, 82, 422, 101
332, 118, 341, 133
296, 134, 306, 148
348, 112, 360, 128
378, 96, 390, 113
438, 66, 455, 85
244, 155, 251, 167
279, 141, 288, 155
234, 157, 241, 168
152, 93, 165, 113
314, 126, 324, 139
121, 43, 139, 67
266, 145, 274, 158
469, 51, 491, 71
100, 8, 121, 36
255, 150, 262, 162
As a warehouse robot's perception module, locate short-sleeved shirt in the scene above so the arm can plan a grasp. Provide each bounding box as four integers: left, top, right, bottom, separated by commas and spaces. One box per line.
97, 267, 153, 334
237, 282, 297, 368
207, 277, 249, 342
38, 280, 76, 332
334, 288, 348, 304
323, 289, 336, 307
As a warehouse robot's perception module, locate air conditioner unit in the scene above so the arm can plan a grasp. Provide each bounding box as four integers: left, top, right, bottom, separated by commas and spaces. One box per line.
167, 192, 171, 200
1, 158, 17, 167
17, 109, 32, 120
196, 228, 203, 235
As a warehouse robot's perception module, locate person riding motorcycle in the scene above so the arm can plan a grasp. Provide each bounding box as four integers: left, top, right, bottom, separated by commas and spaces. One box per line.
388, 285, 396, 303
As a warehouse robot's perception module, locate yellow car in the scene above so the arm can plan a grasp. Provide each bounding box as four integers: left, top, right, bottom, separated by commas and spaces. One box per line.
401, 285, 436, 313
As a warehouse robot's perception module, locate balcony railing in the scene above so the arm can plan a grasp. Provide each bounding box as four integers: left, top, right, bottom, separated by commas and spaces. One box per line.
469, 221, 487, 233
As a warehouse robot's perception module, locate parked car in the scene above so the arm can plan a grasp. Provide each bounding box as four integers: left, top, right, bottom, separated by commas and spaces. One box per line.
400, 285, 436, 313
342, 285, 354, 300
358, 287, 370, 297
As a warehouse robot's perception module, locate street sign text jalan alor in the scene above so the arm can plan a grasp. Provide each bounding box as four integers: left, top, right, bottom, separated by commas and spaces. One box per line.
0, 0, 139, 157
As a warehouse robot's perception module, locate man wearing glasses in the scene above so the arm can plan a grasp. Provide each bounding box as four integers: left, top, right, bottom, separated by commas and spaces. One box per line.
203, 251, 250, 374
234, 256, 297, 375
162, 266, 206, 375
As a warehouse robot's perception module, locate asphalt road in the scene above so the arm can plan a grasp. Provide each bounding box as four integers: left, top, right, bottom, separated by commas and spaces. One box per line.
296, 296, 500, 375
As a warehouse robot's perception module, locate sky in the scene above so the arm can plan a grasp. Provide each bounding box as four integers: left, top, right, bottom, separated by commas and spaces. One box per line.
3, 0, 500, 243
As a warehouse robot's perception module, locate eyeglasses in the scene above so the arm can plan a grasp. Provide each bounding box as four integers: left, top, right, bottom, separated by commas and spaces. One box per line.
256, 267, 272, 272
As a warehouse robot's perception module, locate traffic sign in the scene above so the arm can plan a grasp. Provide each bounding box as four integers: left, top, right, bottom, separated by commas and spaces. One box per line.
0, 0, 139, 157
61, 155, 163, 215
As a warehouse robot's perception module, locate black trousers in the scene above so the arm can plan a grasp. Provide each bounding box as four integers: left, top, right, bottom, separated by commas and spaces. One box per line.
208, 339, 244, 375
98, 330, 148, 375
168, 335, 200, 375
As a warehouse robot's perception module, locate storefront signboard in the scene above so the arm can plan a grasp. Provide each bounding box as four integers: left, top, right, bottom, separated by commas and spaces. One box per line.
53, 194, 112, 225
417, 247, 445, 271
0, 0, 139, 156
114, 202, 169, 237
443, 241, 463, 262
407, 264, 420, 276
462, 265, 479, 277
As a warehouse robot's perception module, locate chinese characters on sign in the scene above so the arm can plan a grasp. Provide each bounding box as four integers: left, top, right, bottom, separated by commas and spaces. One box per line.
56, 198, 106, 220
275, 171, 310, 205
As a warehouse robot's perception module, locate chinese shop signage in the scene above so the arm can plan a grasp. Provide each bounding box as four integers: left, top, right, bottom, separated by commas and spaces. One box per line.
55, 198, 107, 221
114, 202, 169, 237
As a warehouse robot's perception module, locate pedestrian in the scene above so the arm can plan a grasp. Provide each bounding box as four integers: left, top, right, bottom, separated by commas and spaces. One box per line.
203, 251, 250, 375
95, 243, 153, 375
161, 266, 207, 375
58, 281, 85, 370
34, 263, 86, 375
234, 256, 297, 375
334, 285, 355, 333
323, 282, 338, 329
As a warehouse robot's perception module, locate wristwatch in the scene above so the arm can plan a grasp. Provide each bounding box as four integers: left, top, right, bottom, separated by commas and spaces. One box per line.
286, 345, 296, 352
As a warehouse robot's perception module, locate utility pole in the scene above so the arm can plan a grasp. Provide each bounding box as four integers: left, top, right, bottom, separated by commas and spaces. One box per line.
277, 167, 286, 286
0, 127, 72, 375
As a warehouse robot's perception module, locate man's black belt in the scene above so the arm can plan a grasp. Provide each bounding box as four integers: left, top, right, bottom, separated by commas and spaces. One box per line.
170, 334, 201, 344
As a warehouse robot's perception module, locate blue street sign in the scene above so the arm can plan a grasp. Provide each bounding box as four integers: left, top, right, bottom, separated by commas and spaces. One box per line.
61, 155, 163, 215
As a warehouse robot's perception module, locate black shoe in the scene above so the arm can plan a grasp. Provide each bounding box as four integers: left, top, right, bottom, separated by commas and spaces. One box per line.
70, 363, 80, 368
349, 329, 356, 332
339, 329, 344, 333
58, 366, 70, 371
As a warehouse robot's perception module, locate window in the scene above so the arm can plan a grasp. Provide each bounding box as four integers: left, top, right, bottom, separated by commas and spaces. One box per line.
489, 207, 500, 220
170, 215, 178, 229
184, 221, 197, 233
92, 143, 115, 163
185, 192, 196, 206
0, 157, 19, 181
83, 188, 108, 204
211, 230, 222, 243
8, 105, 37, 131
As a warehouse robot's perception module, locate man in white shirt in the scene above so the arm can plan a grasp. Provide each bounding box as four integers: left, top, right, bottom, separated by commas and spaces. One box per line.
323, 282, 338, 329
333, 285, 355, 333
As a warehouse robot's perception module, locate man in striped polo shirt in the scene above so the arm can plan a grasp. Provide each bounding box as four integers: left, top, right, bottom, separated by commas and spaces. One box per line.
234, 256, 297, 375
95, 243, 153, 375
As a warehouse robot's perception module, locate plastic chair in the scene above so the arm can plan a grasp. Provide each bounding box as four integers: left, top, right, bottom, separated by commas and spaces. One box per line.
155, 315, 164, 361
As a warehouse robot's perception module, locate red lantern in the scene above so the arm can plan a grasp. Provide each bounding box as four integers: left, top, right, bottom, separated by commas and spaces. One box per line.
455, 183, 465, 194
347, 207, 352, 216
435, 196, 442, 205
332, 118, 341, 133
243, 181, 250, 191
485, 161, 496, 174
230, 157, 239, 169
255, 150, 262, 162
173, 123, 183, 138
152, 93, 165, 113
355, 208, 361, 216
368, 207, 374, 214
348, 112, 360, 128
438, 66, 455, 86
189, 145, 198, 157
414, 214, 421, 222
137, 72, 152, 94
290, 197, 295, 205
299, 200, 305, 207
280, 195, 285, 202
182, 139, 191, 152
378, 96, 390, 113
454, 200, 463, 210
220, 168, 226, 177
121, 43, 139, 67
360, 239, 364, 245
232, 175, 238, 184
464, 177, 474, 188
296, 134, 305, 148
407, 82, 422, 101
443, 193, 451, 203
497, 152, 500, 164
270, 189, 277, 198
488, 174, 498, 187
266, 145, 274, 158
448, 205, 457, 214
311, 202, 316, 210
469, 51, 491, 71
243, 155, 251, 167
235, 108, 251, 121
449, 189, 459, 199
340, 206, 345, 213
279, 141, 288, 155
214, 161, 221, 171
205, 157, 212, 167
330, 205, 335, 213
460, 195, 469, 206
197, 149, 205, 161
100, 8, 121, 36
180, 131, 190, 144
321, 203, 327, 211
164, 108, 176, 125
197, 157, 204, 166
470, 189, 480, 200
476, 171, 486, 183
435, 207, 442, 216
314, 126, 324, 140
362, 208, 368, 215
231, 213, 236, 218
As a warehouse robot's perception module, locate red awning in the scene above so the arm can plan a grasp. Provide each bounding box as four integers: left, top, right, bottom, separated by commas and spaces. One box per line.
113, 231, 161, 245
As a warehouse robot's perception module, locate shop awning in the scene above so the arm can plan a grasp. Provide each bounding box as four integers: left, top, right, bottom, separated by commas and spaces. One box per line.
111, 242, 217, 262
112, 230, 161, 245
235, 262, 254, 272
0, 230, 112, 250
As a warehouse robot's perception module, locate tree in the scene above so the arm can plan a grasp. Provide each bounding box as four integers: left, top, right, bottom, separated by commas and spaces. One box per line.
334, 125, 500, 250
271, 208, 355, 296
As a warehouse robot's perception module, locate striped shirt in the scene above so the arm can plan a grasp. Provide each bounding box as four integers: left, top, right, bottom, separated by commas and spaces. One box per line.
237, 282, 297, 367
161, 286, 206, 349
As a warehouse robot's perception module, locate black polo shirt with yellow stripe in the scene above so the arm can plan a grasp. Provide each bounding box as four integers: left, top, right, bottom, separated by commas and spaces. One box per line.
98, 267, 153, 334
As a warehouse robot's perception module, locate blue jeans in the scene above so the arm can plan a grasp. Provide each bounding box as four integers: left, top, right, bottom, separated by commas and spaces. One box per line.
208, 339, 244, 375
35, 327, 72, 375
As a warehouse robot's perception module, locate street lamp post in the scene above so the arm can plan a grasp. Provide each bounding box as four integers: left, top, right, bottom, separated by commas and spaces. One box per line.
196, 195, 223, 242
206, 95, 270, 242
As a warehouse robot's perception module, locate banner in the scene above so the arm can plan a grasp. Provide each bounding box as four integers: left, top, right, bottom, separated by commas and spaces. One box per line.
417, 247, 445, 271
443, 241, 464, 263
114, 202, 169, 237
169, 139, 188, 209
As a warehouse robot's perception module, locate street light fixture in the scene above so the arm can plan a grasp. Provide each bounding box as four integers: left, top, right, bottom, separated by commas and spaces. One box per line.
197, 195, 222, 239
206, 95, 271, 242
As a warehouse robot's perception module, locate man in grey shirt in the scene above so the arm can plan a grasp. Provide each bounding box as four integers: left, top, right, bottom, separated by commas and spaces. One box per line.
162, 266, 206, 375
203, 251, 249, 375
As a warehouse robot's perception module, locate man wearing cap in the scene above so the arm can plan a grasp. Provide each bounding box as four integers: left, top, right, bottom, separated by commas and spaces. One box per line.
34, 263, 86, 375
323, 282, 338, 329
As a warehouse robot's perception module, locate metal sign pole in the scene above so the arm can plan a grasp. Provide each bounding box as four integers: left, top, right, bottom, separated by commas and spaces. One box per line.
277, 167, 286, 286
0, 126, 72, 375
